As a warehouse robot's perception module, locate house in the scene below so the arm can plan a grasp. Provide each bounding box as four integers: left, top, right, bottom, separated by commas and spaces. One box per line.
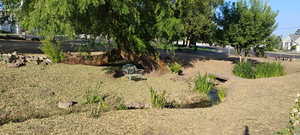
282, 30, 300, 52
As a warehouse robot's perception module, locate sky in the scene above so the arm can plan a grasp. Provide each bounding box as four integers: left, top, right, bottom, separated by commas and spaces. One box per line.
226, 0, 300, 37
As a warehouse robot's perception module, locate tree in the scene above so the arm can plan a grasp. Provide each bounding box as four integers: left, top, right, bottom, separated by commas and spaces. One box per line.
0, 0, 17, 32
215, 0, 278, 62
295, 29, 300, 35
2, 0, 180, 62
174, 0, 223, 47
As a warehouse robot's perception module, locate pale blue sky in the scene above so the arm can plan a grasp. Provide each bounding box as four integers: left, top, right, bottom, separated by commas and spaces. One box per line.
226, 0, 300, 36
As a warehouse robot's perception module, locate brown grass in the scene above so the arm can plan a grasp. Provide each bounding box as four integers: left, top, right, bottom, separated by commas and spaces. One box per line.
0, 53, 299, 135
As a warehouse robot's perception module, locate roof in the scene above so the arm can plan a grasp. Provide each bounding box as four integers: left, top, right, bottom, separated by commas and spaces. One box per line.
289, 34, 300, 42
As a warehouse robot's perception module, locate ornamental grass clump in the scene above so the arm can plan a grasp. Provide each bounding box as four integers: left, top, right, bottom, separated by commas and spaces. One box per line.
255, 62, 284, 78
194, 74, 214, 95
233, 62, 256, 79
150, 88, 167, 109
233, 62, 284, 79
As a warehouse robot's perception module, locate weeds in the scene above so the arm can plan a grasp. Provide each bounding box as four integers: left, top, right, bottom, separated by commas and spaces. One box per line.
86, 82, 128, 118
194, 74, 214, 95
150, 88, 167, 109
169, 62, 182, 74
40, 40, 65, 63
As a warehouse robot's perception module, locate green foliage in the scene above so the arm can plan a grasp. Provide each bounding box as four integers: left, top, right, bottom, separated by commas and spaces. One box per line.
275, 128, 292, 135
216, 0, 278, 61
264, 35, 282, 51
287, 94, 300, 134
174, 0, 223, 46
233, 62, 284, 79
217, 88, 226, 102
84, 82, 104, 104
150, 88, 167, 109
233, 62, 256, 79
169, 62, 182, 73
40, 41, 64, 63
4, 0, 181, 56
255, 62, 284, 78
89, 100, 110, 118
276, 94, 300, 135
194, 74, 214, 95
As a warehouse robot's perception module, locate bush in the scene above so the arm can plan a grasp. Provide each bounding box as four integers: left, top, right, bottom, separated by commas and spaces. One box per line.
194, 74, 214, 95
150, 88, 167, 108
169, 62, 182, 73
41, 40, 65, 63
255, 62, 284, 78
233, 62, 256, 79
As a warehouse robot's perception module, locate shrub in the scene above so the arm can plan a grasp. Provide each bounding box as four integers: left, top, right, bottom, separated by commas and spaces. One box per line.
41, 40, 65, 63
255, 62, 284, 78
169, 62, 182, 73
233, 62, 256, 79
194, 74, 214, 95
150, 88, 167, 108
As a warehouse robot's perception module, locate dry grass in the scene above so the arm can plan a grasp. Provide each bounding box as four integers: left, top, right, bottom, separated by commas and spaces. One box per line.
0, 54, 300, 135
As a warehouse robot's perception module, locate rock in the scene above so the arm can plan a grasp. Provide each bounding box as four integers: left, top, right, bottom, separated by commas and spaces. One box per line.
125, 103, 150, 109
58, 101, 78, 109
7, 63, 19, 68
7, 60, 25, 68
122, 64, 139, 74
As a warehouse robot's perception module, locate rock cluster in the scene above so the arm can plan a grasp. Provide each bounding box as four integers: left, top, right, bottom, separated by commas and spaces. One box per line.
0, 52, 52, 68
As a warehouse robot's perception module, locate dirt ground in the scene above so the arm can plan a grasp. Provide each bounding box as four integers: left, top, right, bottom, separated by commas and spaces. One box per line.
0, 45, 300, 134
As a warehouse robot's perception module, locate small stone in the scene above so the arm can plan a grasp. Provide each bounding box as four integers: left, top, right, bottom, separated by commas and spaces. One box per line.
58, 101, 77, 109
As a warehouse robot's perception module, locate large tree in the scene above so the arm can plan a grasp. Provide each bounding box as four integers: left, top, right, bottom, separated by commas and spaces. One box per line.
174, 0, 223, 47
215, 0, 278, 61
2, 0, 179, 61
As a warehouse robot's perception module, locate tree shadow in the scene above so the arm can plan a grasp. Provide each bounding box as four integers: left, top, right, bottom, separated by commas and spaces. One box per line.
159, 48, 260, 69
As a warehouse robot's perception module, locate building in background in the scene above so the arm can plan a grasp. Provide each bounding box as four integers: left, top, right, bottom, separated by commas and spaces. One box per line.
281, 29, 300, 52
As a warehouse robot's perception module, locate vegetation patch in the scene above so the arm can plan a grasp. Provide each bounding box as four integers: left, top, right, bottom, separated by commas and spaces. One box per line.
194, 74, 214, 95
169, 62, 183, 74
150, 88, 168, 109
233, 61, 285, 79
275, 94, 300, 135
41, 40, 65, 63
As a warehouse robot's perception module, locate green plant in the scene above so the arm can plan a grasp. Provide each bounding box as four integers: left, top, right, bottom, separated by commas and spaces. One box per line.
116, 104, 128, 110
217, 88, 226, 102
150, 88, 167, 109
255, 62, 284, 78
233, 62, 256, 79
84, 82, 104, 104
40, 40, 65, 63
89, 101, 110, 118
194, 74, 214, 95
169, 62, 182, 73
287, 94, 300, 134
